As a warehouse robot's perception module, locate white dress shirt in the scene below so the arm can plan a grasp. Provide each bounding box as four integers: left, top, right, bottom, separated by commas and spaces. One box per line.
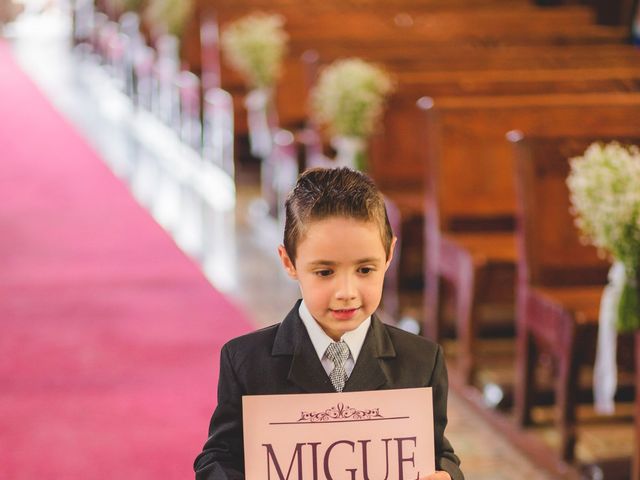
298, 300, 371, 378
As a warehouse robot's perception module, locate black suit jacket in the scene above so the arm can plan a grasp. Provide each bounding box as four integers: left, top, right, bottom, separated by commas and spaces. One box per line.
194, 301, 463, 480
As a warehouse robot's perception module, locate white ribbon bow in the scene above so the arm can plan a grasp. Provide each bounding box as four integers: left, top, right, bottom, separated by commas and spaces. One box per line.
594, 261, 626, 414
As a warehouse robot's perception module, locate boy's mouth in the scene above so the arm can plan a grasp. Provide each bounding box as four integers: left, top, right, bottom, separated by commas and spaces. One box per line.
330, 307, 360, 320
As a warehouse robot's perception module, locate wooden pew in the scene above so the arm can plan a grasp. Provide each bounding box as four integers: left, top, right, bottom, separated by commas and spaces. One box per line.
187, 4, 628, 100
140, 1, 632, 137
172, 3, 635, 173
367, 47, 640, 192
266, 6, 600, 41
197, 5, 627, 76
547, 0, 637, 26
418, 93, 640, 387
301, 42, 640, 72
231, 20, 637, 140
296, 42, 640, 182
508, 131, 639, 462
215, 42, 640, 147
205, 0, 530, 9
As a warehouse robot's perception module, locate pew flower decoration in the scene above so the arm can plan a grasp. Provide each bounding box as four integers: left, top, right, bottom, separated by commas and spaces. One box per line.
221, 13, 289, 89
112, 0, 145, 14
222, 13, 288, 158
567, 141, 640, 332
568, 141, 640, 415
145, 0, 193, 37
311, 58, 394, 171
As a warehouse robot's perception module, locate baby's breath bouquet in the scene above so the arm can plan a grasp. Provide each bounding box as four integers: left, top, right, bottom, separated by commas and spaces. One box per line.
312, 58, 394, 139
145, 0, 193, 37
311, 58, 393, 171
567, 141, 640, 331
112, 0, 145, 14
221, 13, 288, 89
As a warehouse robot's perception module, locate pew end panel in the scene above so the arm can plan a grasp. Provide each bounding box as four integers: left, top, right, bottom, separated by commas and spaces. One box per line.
509, 130, 640, 463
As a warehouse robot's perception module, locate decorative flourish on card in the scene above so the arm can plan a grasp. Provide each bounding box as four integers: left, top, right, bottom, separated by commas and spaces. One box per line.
297, 403, 384, 423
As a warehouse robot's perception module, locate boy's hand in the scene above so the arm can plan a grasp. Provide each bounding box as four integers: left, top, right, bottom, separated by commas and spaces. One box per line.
421, 471, 452, 480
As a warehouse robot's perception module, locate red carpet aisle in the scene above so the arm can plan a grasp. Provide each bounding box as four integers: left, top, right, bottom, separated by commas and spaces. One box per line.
0, 39, 253, 479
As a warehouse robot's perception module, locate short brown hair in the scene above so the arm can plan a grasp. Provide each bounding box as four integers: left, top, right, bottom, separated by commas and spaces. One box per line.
283, 167, 393, 264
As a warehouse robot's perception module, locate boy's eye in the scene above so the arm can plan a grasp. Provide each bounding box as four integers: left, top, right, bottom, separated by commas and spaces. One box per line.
358, 267, 375, 275
314, 269, 333, 277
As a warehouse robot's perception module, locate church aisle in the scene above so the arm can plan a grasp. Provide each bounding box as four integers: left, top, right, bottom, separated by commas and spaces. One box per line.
0, 14, 254, 480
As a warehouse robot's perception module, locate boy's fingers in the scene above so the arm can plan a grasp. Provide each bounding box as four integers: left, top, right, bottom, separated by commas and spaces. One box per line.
420, 472, 452, 480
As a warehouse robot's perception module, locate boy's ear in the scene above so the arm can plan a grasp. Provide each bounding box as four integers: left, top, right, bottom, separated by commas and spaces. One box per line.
278, 245, 298, 279
384, 236, 398, 272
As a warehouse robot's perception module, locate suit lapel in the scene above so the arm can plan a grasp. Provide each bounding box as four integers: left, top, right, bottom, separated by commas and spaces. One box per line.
289, 338, 335, 393
343, 315, 396, 392
272, 301, 334, 393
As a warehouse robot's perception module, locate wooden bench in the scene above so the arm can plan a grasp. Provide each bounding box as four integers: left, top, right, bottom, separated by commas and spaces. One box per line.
185, 4, 630, 129
215, 47, 640, 147
198, 5, 627, 72
368, 49, 640, 192
418, 93, 640, 387
203, 0, 530, 9
127, 1, 632, 137
508, 131, 639, 462
162, 4, 636, 187
293, 41, 640, 186
547, 0, 637, 26
265, 6, 603, 42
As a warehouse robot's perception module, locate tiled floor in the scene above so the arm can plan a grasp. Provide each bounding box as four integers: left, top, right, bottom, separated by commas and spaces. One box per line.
3, 8, 578, 479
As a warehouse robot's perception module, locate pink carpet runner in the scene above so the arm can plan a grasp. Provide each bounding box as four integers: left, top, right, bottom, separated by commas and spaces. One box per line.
0, 40, 253, 479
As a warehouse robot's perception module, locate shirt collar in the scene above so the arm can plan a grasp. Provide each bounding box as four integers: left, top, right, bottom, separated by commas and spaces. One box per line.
298, 300, 371, 363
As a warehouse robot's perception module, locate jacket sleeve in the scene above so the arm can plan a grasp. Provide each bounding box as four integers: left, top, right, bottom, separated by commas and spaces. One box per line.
431, 345, 465, 480
194, 344, 245, 480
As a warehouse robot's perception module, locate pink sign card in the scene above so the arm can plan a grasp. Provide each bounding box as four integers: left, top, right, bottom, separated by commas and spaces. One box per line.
243, 387, 435, 480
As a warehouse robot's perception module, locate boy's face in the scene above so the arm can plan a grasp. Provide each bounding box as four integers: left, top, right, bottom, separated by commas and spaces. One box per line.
278, 217, 396, 341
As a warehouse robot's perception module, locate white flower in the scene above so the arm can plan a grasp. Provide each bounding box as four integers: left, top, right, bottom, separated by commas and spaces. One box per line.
221, 13, 288, 89
567, 141, 640, 271
145, 0, 194, 37
311, 58, 394, 138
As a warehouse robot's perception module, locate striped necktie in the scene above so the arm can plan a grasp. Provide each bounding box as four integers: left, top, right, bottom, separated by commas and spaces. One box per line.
325, 341, 350, 392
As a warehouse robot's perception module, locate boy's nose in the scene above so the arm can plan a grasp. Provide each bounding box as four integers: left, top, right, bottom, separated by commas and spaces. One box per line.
335, 275, 357, 300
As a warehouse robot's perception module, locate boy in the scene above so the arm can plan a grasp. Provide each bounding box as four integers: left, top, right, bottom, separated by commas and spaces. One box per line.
194, 167, 463, 480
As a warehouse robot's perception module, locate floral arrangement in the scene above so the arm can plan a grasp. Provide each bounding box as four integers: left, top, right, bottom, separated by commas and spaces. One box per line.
567, 141, 640, 331
221, 13, 289, 89
145, 0, 193, 37
311, 58, 394, 139
112, 0, 145, 14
